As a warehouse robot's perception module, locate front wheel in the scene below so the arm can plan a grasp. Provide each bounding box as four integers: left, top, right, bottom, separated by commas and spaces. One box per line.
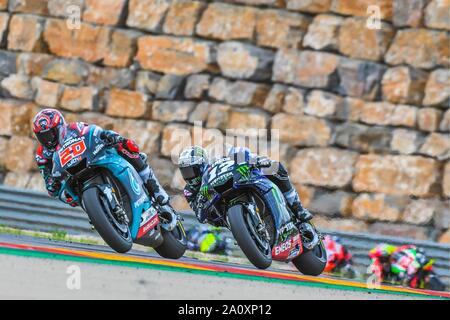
292, 238, 327, 276
154, 221, 187, 259
228, 205, 272, 269
82, 187, 132, 253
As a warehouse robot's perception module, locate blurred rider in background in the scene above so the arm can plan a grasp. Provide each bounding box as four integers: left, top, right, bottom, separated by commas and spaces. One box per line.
186, 225, 233, 256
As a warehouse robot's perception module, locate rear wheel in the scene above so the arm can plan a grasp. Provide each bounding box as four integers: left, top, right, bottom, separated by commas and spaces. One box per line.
228, 205, 272, 269
154, 221, 187, 259
82, 187, 132, 253
425, 274, 446, 291
292, 238, 327, 276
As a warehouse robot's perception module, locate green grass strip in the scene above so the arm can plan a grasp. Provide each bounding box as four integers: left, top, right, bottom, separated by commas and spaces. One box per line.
0, 247, 447, 300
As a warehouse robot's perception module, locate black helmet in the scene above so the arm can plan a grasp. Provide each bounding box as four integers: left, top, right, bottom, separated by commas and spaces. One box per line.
32, 108, 67, 151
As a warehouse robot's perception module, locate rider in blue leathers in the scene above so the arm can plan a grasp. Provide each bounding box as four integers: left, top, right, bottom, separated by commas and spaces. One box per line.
178, 146, 316, 234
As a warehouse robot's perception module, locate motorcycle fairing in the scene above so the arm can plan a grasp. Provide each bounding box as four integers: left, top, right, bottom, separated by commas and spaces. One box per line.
91, 149, 152, 239
233, 165, 297, 250
202, 160, 302, 258
53, 125, 153, 240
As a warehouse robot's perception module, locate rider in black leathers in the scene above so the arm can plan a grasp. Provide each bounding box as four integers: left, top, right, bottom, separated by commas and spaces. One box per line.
178, 146, 315, 228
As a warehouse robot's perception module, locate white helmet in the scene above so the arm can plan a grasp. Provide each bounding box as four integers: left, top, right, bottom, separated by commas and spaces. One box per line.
178, 146, 209, 183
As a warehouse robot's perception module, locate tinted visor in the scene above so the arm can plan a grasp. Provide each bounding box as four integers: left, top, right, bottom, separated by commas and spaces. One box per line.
36, 127, 58, 150
180, 165, 202, 181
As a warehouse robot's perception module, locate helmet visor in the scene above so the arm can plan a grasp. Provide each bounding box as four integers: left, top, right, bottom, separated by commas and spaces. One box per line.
180, 165, 202, 181
36, 127, 58, 150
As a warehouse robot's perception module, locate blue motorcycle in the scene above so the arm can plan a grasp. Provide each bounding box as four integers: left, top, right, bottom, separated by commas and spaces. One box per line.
52, 125, 187, 258
199, 157, 327, 274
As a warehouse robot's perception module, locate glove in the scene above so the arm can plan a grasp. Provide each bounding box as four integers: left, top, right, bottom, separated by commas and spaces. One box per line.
100, 130, 124, 147
194, 196, 208, 223
256, 156, 272, 168
46, 177, 61, 197
194, 206, 207, 223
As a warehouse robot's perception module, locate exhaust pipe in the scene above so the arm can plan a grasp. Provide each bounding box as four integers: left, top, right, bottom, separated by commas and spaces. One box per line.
159, 206, 178, 232
301, 223, 320, 251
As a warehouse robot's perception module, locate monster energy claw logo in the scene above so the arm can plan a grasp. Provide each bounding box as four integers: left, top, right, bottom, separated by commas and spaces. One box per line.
195, 146, 205, 157
236, 164, 250, 180
200, 185, 212, 200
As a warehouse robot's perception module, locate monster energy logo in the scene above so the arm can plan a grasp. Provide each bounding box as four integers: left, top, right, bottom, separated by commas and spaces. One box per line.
279, 222, 295, 242
236, 164, 250, 180
195, 146, 206, 157
201, 185, 212, 200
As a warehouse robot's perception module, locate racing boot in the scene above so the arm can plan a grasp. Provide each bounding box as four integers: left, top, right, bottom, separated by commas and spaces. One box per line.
283, 187, 322, 250
283, 187, 313, 222
283, 187, 320, 250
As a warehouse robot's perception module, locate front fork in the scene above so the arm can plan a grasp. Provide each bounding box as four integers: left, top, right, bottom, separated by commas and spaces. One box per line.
242, 200, 270, 244
97, 184, 129, 224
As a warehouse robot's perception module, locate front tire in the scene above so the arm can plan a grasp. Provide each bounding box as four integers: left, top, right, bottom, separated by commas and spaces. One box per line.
154, 221, 187, 259
228, 205, 272, 269
82, 187, 132, 253
292, 238, 327, 276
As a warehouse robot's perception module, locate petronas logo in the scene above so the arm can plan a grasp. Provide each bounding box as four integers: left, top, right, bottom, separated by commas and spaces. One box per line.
237, 165, 250, 180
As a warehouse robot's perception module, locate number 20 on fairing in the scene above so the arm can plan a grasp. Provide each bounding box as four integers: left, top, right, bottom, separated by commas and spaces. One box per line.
59, 140, 87, 167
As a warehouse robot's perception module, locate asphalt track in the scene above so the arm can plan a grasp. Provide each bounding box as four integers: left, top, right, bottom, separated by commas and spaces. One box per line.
0, 234, 448, 300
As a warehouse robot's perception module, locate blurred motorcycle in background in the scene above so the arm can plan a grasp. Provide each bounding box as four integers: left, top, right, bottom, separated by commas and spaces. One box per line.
186, 225, 234, 256
368, 244, 447, 291
195, 157, 327, 275
323, 235, 359, 279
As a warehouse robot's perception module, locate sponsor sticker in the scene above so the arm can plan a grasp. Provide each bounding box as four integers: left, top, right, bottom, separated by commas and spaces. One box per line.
134, 194, 147, 209
137, 213, 159, 239
128, 170, 141, 195
59, 140, 87, 167
274, 240, 292, 256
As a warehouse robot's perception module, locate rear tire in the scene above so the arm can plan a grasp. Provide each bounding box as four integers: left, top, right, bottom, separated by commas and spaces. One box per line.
292, 239, 327, 276
426, 274, 446, 291
82, 187, 132, 253
228, 205, 272, 269
154, 221, 187, 259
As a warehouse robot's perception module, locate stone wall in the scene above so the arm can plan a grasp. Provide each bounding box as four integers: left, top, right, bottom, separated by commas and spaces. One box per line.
0, 0, 448, 242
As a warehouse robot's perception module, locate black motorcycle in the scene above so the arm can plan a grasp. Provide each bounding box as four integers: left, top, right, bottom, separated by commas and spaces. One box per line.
196, 157, 327, 274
